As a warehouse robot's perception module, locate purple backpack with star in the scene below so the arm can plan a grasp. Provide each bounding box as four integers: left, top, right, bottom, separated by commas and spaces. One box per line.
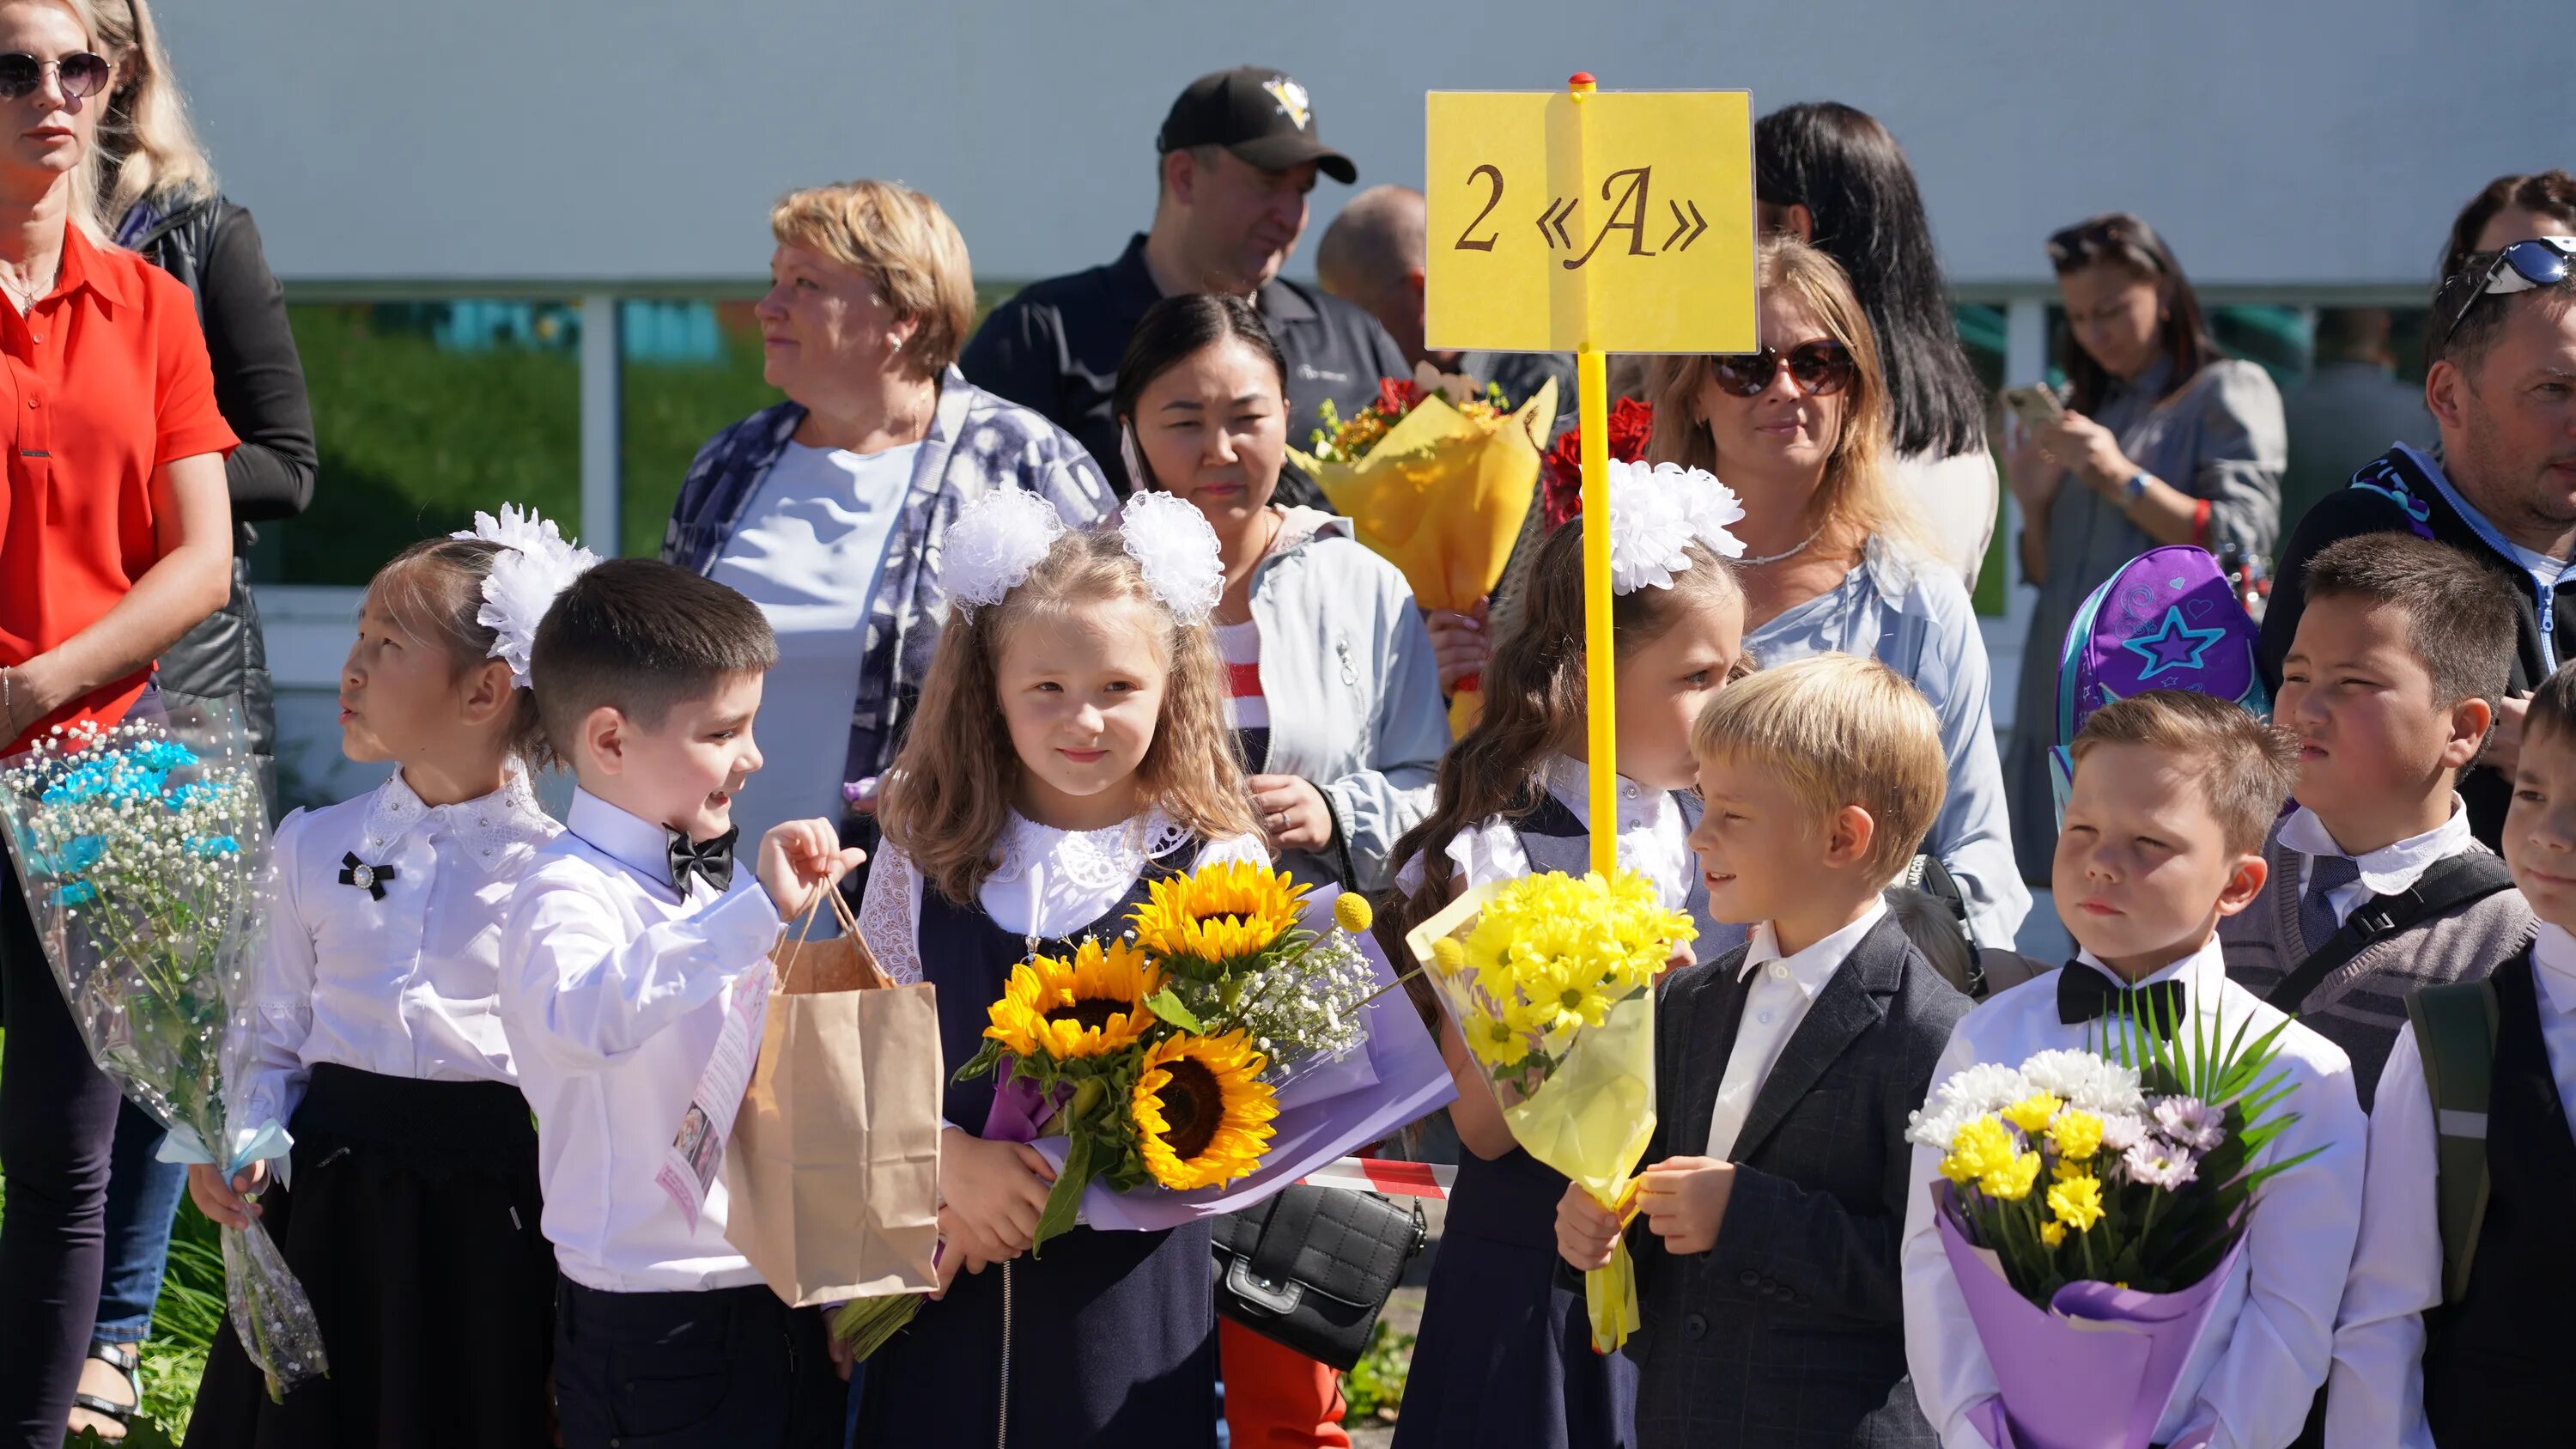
2049, 545, 2269, 821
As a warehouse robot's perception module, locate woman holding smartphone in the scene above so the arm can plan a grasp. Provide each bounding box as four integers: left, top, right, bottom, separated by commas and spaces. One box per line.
1998, 212, 2285, 881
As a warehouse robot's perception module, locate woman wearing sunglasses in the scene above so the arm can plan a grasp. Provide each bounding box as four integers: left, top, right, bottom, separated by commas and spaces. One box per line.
1998, 212, 2286, 881
1643, 236, 2029, 951
0, 2, 240, 1445
50, 3, 318, 1440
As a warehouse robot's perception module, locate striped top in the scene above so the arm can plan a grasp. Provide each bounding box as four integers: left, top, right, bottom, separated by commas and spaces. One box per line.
1214, 620, 1268, 773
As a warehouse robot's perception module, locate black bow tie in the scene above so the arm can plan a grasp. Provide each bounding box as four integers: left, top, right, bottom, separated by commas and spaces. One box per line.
338, 852, 395, 901
666, 827, 739, 896
2057, 965, 2186, 1038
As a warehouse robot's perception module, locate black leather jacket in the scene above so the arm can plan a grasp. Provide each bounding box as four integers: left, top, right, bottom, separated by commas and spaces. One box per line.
125, 192, 318, 779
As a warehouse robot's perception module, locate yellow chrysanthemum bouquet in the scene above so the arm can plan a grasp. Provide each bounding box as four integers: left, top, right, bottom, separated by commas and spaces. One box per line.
1405, 869, 1698, 1351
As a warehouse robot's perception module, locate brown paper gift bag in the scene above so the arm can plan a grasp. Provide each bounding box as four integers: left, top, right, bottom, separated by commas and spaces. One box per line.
721, 887, 941, 1306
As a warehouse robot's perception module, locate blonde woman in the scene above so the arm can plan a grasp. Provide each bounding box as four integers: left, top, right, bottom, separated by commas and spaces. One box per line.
58, 4, 316, 1437
0, 0, 239, 1441
665, 180, 1115, 863
1645, 237, 2027, 949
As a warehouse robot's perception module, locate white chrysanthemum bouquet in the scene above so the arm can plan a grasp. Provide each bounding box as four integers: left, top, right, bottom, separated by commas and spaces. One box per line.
1911, 1008, 2324, 1449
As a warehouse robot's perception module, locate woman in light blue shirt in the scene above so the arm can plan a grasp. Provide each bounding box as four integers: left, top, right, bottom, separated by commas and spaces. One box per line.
1647, 237, 2029, 947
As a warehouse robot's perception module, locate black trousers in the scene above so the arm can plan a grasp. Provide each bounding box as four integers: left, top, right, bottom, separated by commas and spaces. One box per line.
0, 851, 126, 1447
554, 1277, 845, 1449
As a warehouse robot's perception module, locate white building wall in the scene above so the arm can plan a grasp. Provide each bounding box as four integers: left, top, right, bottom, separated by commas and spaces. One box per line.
164, 0, 2554, 289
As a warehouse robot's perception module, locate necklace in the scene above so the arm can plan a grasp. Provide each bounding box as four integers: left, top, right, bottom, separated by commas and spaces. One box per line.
0, 256, 56, 317
1740, 519, 1829, 567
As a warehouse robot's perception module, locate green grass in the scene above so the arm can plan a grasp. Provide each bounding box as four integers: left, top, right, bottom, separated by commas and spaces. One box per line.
272, 305, 781, 583
1339, 1318, 1414, 1427
0, 1028, 224, 1444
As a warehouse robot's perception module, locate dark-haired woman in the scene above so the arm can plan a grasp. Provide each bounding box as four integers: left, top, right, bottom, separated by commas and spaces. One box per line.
2439, 168, 2576, 284
1757, 100, 1997, 588
2000, 213, 2285, 880
1114, 292, 1448, 1446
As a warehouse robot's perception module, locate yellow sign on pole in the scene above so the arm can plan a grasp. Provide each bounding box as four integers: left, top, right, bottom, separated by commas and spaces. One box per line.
1424, 87, 1756, 356
1423, 79, 1757, 1360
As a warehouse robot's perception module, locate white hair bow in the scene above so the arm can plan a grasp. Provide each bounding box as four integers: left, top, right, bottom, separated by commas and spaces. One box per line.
943, 488, 1069, 612
1603, 460, 1747, 595
449, 506, 600, 687
1116, 490, 1224, 624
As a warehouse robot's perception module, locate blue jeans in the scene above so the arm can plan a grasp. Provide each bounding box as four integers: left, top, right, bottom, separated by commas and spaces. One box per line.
93, 1099, 185, 1346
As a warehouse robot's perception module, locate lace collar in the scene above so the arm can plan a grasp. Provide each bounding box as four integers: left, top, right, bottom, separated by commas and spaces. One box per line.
361, 770, 556, 872
987, 809, 1194, 893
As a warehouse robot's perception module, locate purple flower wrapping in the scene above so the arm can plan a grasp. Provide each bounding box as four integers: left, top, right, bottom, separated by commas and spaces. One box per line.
1935, 1183, 2247, 1449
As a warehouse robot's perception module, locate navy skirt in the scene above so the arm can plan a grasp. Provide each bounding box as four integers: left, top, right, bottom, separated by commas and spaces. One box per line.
1393, 1148, 1636, 1449
855, 1219, 1218, 1446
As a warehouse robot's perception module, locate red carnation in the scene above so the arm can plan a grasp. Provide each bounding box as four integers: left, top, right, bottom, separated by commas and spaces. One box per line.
1540, 397, 1655, 528
1376, 376, 1431, 417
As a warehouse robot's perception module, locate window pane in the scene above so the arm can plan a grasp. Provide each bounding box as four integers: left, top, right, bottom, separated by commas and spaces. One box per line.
262, 301, 582, 585
619, 299, 776, 559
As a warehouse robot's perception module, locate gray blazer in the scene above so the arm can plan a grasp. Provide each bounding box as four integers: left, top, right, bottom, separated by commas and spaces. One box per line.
1626, 913, 1969, 1449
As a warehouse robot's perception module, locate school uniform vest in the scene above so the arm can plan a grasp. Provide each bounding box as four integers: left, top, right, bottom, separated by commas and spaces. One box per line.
2421, 953, 2576, 1446
858, 837, 1219, 1447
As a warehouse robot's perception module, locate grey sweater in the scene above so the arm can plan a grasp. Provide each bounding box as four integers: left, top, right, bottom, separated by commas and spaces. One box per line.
2221, 823, 2533, 1109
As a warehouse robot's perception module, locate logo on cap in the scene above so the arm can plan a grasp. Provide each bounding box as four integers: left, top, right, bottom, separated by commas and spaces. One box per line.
1261, 76, 1311, 131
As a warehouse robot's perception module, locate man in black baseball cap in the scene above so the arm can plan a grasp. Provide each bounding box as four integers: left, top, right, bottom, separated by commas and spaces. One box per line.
961, 65, 1406, 504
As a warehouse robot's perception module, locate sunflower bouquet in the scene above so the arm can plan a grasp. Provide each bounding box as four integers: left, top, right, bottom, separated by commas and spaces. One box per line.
1908, 1010, 2324, 1449
1405, 868, 1698, 1352
834, 865, 1397, 1357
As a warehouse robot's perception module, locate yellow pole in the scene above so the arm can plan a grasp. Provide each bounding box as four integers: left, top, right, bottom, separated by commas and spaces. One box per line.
1570, 72, 1616, 878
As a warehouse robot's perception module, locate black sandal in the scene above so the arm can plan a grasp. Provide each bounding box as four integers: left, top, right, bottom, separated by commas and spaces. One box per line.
70, 1338, 140, 1434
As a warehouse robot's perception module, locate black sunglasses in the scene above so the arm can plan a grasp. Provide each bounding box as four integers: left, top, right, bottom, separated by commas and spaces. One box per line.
0, 52, 110, 103
2436, 236, 2576, 346
1709, 339, 1856, 399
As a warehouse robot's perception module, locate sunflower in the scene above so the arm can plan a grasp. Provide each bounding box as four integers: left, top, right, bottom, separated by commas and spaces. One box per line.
1131, 1031, 1278, 1190
1128, 861, 1310, 971
983, 937, 1164, 1062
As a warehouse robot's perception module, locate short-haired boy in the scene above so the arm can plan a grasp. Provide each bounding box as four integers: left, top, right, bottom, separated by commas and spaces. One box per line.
2325, 661, 2576, 1448
1556, 654, 1970, 1446
1902, 691, 2366, 1449
2226, 533, 2533, 1105
501, 559, 862, 1449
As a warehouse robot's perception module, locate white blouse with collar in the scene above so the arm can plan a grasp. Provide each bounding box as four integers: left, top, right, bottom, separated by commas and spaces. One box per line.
234, 770, 560, 1133
1396, 755, 1698, 913
860, 809, 1268, 983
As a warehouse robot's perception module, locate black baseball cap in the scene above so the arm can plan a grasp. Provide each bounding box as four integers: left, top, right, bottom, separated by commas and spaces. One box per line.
1157, 66, 1357, 185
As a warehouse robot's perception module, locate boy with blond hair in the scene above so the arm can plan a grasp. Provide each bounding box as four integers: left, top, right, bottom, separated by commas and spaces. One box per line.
2226, 533, 2531, 1106
1557, 654, 1970, 1446
1902, 691, 2366, 1449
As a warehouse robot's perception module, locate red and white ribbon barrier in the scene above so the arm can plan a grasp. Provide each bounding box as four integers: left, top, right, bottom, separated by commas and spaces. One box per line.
1297, 1156, 1455, 1201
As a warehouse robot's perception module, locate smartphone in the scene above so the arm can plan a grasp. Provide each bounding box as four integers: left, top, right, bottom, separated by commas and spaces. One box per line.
2002, 385, 2064, 431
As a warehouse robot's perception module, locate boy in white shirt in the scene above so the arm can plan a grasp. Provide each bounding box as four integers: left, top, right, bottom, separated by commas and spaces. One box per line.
2225, 533, 2530, 1107
2327, 661, 2576, 1448
1901, 690, 2366, 1449
1555, 655, 1971, 1446
501, 558, 860, 1449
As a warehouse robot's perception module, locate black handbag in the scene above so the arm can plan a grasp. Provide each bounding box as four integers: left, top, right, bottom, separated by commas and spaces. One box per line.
1210, 1184, 1428, 1371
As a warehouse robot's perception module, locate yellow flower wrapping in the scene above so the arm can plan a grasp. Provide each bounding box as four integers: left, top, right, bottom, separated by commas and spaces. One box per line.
1405, 868, 1694, 1353
1291, 380, 1558, 739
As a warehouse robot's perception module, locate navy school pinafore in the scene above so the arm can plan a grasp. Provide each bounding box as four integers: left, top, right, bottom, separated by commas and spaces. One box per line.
1394, 788, 1716, 1449
856, 836, 1218, 1448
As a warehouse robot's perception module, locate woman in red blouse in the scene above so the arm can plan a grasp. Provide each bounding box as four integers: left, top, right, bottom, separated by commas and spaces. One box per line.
0, 2, 237, 1440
